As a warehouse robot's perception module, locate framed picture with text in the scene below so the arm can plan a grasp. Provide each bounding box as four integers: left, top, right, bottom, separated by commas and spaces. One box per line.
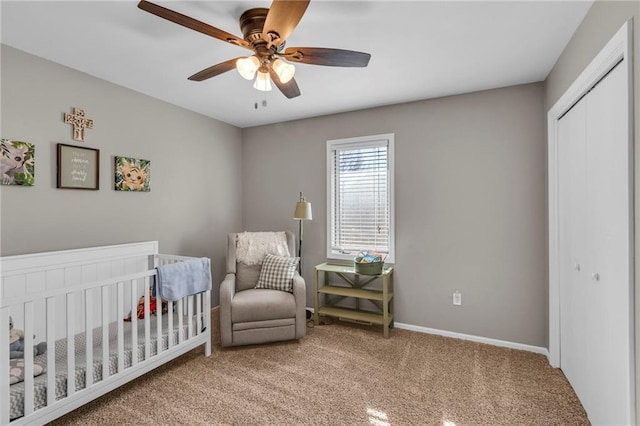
57, 143, 99, 190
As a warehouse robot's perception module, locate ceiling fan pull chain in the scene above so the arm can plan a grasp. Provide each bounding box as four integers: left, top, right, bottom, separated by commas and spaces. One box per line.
253, 92, 268, 109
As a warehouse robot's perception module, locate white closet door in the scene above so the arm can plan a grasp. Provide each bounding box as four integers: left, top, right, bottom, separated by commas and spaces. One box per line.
584, 61, 632, 425
558, 98, 590, 409
558, 60, 632, 426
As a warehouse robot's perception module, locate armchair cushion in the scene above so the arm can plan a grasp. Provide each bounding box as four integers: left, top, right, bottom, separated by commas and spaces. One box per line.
255, 254, 299, 292
236, 262, 262, 292
231, 288, 297, 323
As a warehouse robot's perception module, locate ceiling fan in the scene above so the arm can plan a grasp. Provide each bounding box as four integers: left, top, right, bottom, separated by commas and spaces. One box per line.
137, 0, 371, 99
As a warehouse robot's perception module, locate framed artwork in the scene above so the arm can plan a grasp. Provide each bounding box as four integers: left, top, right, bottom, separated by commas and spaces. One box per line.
1, 139, 35, 186
57, 143, 99, 190
115, 156, 151, 192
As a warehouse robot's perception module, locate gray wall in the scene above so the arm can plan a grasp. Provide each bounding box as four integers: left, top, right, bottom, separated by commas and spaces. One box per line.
242, 83, 546, 347
5, 0, 634, 352
542, 0, 640, 415
0, 45, 243, 305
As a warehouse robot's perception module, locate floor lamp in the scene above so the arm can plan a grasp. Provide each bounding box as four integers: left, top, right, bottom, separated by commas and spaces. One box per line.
293, 192, 312, 274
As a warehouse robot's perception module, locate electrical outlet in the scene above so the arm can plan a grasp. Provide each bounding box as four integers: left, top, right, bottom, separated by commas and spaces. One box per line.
453, 291, 462, 306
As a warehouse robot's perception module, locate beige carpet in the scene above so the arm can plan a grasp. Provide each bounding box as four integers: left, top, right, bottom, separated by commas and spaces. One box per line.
49, 311, 588, 425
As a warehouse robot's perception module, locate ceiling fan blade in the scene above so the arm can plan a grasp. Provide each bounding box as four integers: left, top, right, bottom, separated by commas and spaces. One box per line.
262, 0, 310, 45
283, 47, 371, 67
188, 58, 242, 81
268, 67, 301, 99
138, 1, 250, 50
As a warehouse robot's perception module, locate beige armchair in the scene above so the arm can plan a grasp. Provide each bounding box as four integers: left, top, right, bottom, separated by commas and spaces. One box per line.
220, 231, 306, 347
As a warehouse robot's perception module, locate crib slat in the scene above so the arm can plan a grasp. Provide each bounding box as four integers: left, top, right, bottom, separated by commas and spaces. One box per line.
204, 291, 211, 357
156, 285, 162, 355
196, 293, 202, 335
144, 278, 151, 360
66, 294, 76, 396
177, 299, 184, 344
131, 279, 138, 366
46, 297, 56, 406
85, 289, 93, 388
102, 286, 109, 380
168, 300, 174, 349
1, 307, 10, 425
117, 281, 124, 372
188, 295, 194, 339
24, 301, 35, 415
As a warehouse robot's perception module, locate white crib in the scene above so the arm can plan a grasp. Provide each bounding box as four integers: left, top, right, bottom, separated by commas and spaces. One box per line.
0, 241, 212, 425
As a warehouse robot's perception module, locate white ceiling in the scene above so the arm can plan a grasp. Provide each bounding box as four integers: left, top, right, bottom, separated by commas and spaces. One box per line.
1, 1, 592, 128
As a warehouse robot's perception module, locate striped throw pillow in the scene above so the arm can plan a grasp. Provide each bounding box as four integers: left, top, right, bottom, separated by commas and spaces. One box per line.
255, 254, 299, 292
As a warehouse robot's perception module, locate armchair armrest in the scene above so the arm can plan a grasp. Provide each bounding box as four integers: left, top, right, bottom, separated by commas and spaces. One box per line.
292, 272, 306, 339
220, 273, 236, 347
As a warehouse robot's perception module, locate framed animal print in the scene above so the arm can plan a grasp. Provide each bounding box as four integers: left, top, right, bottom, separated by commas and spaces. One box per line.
1, 139, 35, 186
115, 156, 150, 192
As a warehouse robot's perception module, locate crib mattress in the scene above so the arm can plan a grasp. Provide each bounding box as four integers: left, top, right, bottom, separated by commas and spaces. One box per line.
9, 313, 190, 421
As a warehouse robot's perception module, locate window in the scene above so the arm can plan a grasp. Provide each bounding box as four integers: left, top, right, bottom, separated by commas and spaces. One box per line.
327, 133, 395, 263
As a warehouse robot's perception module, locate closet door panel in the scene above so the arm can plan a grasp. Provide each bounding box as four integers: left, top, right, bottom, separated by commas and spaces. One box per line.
558, 99, 590, 408
584, 61, 632, 425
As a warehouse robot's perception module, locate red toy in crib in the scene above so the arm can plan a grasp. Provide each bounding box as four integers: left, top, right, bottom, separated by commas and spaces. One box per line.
124, 288, 168, 321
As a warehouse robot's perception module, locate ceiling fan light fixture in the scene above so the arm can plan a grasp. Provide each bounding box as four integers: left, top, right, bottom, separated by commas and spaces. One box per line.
272, 59, 295, 83
236, 56, 260, 80
138, 0, 370, 100
253, 70, 272, 91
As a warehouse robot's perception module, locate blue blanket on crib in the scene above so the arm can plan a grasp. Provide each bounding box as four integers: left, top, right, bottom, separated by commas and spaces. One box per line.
156, 258, 212, 301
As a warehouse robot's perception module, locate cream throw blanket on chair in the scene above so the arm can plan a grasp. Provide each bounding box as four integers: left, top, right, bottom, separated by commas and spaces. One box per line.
236, 231, 290, 265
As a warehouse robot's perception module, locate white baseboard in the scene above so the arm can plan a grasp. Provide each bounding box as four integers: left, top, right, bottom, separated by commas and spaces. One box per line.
289, 307, 548, 358
394, 322, 550, 358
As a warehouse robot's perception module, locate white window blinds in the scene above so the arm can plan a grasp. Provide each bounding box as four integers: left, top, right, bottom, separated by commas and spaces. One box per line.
327, 134, 394, 262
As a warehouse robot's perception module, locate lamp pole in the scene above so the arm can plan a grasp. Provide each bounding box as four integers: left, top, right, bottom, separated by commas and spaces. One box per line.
298, 215, 304, 274
293, 191, 312, 275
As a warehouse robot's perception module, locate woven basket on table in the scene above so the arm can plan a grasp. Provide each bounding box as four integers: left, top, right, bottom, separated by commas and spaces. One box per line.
354, 255, 384, 275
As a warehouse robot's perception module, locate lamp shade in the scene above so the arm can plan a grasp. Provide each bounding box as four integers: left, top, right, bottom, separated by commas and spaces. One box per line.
236, 56, 260, 80
272, 59, 295, 83
253, 70, 272, 91
294, 201, 312, 220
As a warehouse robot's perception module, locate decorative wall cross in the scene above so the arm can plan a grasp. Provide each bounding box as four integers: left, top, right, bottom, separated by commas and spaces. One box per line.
64, 107, 94, 142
